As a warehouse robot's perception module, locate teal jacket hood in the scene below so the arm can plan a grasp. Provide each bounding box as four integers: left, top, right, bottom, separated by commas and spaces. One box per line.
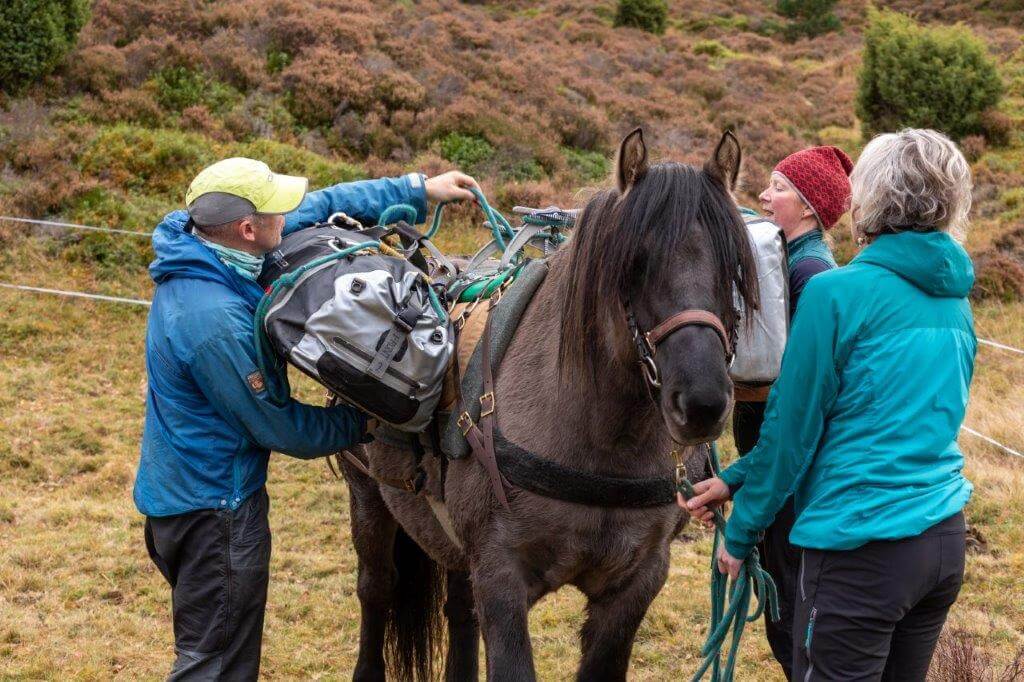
854, 231, 974, 298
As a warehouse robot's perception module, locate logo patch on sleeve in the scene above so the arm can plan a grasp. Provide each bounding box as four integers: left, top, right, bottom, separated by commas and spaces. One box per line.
247, 371, 266, 393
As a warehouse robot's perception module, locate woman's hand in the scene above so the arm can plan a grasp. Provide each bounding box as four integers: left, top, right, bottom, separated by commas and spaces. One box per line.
716, 544, 743, 581
677, 476, 732, 527
425, 171, 480, 203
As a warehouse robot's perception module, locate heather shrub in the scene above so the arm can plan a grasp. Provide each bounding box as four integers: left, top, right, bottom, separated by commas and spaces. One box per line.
614, 0, 668, 35
66, 44, 127, 94
856, 9, 1003, 140
776, 0, 840, 41
0, 0, 91, 91
282, 46, 374, 127
81, 89, 165, 127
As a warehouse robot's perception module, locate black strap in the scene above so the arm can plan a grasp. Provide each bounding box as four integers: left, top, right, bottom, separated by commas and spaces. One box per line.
493, 428, 676, 508
366, 298, 423, 379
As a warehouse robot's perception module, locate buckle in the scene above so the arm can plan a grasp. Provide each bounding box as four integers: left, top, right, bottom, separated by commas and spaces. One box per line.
479, 392, 495, 417
457, 411, 474, 436
674, 462, 687, 488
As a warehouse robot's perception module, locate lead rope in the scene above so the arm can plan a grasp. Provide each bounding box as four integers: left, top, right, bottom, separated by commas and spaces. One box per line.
675, 443, 781, 682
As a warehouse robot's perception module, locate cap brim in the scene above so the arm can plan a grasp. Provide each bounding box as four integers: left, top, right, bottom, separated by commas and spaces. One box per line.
257, 173, 308, 214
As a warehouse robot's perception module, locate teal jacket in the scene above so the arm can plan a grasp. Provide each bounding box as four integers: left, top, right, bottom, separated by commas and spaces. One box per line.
721, 231, 976, 557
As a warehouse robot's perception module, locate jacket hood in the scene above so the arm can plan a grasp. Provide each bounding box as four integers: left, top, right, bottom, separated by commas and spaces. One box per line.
854, 231, 974, 298
149, 210, 263, 304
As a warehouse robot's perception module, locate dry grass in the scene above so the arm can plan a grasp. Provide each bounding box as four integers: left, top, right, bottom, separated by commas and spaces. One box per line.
1, 223, 1023, 680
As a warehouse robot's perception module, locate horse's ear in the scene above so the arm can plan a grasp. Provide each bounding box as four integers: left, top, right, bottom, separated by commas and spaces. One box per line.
704, 130, 742, 190
616, 127, 648, 194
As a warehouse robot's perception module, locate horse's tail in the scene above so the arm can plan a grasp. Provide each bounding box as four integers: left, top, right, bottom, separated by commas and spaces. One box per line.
385, 526, 446, 681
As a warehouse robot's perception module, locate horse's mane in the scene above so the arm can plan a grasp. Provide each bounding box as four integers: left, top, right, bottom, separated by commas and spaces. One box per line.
558, 162, 759, 386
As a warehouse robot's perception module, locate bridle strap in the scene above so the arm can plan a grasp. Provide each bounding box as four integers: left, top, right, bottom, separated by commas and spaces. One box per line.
644, 309, 732, 358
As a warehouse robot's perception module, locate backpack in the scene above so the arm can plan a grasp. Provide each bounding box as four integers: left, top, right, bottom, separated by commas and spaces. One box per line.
256, 221, 454, 432
731, 214, 789, 386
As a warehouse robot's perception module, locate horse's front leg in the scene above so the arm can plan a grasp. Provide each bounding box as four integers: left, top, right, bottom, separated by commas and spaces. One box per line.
472, 551, 536, 682
445, 569, 479, 681
576, 552, 671, 682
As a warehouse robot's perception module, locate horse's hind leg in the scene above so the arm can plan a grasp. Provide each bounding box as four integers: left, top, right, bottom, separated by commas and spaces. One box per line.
444, 570, 479, 681
575, 555, 671, 682
343, 457, 398, 682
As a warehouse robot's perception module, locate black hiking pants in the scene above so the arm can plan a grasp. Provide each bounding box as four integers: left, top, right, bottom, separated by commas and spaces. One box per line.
733, 400, 800, 680
145, 487, 271, 681
793, 512, 966, 681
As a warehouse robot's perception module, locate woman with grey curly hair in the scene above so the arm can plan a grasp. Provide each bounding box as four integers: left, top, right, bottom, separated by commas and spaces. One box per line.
685, 128, 976, 681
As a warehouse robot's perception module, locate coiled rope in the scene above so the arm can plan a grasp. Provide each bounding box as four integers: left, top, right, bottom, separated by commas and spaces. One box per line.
676, 444, 780, 682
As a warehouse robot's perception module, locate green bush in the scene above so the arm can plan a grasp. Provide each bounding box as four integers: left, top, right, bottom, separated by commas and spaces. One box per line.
149, 67, 241, 114
0, 0, 90, 91
856, 9, 1003, 140
776, 0, 839, 40
78, 125, 217, 197
563, 147, 608, 182
438, 132, 494, 174
613, 0, 668, 35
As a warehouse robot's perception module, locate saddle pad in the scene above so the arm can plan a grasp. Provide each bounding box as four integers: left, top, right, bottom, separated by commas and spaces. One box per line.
442, 258, 550, 459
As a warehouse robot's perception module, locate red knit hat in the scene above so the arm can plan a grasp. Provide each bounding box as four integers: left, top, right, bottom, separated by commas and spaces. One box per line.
773, 146, 854, 230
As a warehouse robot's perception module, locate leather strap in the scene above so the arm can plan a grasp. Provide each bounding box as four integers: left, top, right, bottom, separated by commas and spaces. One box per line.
733, 383, 771, 402
338, 449, 421, 492
645, 309, 732, 357
457, 299, 512, 510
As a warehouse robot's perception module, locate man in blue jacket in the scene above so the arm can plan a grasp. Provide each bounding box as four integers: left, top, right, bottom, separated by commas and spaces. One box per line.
134, 157, 478, 680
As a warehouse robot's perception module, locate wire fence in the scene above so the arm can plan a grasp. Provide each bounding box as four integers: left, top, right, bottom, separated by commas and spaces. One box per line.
1, 214, 1022, 460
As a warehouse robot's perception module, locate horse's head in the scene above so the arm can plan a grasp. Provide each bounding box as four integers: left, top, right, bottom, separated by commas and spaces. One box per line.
559, 128, 758, 445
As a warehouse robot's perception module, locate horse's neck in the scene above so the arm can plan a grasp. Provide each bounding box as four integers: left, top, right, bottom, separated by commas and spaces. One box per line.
494, 254, 672, 477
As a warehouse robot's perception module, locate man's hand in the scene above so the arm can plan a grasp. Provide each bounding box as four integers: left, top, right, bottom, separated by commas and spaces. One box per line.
716, 543, 744, 581
678, 476, 731, 527
424, 171, 480, 203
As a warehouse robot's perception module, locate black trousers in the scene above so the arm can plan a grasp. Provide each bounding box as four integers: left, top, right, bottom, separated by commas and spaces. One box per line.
145, 488, 271, 681
793, 512, 966, 681
732, 400, 800, 680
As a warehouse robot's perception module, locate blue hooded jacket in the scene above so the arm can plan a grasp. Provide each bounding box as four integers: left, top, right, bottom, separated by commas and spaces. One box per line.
134, 174, 428, 517
721, 231, 976, 557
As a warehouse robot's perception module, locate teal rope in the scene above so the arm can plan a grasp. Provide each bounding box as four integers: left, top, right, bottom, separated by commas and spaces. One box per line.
677, 444, 781, 682
378, 203, 418, 227
424, 283, 447, 325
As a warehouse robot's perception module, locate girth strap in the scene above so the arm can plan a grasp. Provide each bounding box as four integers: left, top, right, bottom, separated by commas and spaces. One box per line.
493, 428, 677, 508
645, 309, 732, 357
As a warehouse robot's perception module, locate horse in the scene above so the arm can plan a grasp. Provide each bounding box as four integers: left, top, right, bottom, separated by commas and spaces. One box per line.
340, 128, 759, 681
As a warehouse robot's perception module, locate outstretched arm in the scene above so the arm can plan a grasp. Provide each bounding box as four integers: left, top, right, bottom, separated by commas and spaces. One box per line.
723, 279, 843, 561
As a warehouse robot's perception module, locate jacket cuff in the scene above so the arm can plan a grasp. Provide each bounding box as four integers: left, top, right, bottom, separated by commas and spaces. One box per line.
724, 524, 756, 562
403, 172, 428, 224
719, 461, 746, 491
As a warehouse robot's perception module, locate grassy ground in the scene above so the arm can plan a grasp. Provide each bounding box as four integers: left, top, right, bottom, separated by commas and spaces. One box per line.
0, 228, 1022, 680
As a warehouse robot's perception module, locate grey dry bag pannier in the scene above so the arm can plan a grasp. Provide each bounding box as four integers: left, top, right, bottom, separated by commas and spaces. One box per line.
730, 214, 789, 385
257, 222, 454, 432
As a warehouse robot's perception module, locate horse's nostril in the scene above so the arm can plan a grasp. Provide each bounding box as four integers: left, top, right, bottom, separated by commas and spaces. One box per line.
671, 392, 689, 427
675, 392, 728, 430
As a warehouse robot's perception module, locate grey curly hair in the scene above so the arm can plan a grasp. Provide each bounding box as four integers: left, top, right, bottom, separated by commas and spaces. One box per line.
850, 129, 972, 243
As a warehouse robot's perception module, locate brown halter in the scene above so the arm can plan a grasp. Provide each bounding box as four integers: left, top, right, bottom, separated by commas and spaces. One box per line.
626, 306, 733, 390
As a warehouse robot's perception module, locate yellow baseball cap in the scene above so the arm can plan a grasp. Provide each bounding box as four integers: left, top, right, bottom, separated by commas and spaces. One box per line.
185, 157, 308, 226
